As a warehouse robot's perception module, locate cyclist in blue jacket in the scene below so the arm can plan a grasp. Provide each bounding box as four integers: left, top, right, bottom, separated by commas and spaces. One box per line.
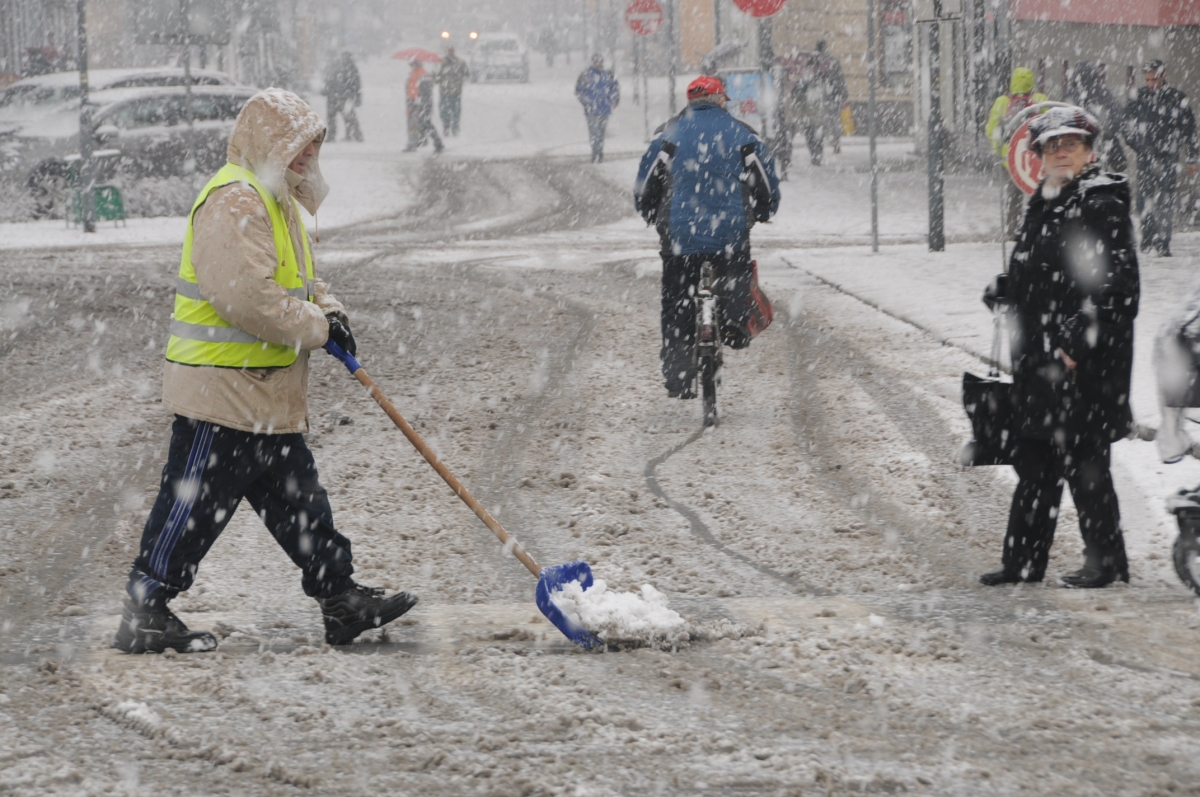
635, 75, 781, 398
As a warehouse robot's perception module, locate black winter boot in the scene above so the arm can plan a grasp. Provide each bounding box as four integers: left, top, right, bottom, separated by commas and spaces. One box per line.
1060, 566, 1126, 589
979, 569, 1024, 586
318, 584, 418, 645
113, 598, 218, 654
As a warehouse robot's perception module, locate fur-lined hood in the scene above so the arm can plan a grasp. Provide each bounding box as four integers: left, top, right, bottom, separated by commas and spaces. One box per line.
1035, 164, 1131, 210
226, 88, 329, 215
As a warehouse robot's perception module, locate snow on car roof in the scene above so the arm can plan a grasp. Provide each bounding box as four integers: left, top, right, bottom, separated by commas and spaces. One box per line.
12, 85, 256, 139
3, 68, 237, 90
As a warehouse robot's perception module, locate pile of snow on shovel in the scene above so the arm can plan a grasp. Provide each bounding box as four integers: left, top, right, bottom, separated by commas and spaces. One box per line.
550, 579, 695, 648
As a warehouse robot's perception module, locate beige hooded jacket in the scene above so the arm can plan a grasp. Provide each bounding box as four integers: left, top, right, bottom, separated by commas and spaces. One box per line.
161, 88, 344, 434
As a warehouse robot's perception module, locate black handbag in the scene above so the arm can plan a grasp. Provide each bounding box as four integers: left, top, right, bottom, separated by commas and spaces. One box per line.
961, 315, 1017, 466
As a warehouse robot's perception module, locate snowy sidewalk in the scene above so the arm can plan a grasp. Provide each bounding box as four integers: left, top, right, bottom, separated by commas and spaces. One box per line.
757, 232, 1200, 575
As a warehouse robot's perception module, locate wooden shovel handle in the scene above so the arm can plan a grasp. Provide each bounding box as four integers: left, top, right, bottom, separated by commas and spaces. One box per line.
350, 367, 543, 579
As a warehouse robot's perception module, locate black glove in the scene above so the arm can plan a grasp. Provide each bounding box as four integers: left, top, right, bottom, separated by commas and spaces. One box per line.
982, 273, 1009, 311
326, 313, 357, 356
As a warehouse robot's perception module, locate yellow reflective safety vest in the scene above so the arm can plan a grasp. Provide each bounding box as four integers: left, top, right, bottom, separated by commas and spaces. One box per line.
166, 163, 315, 368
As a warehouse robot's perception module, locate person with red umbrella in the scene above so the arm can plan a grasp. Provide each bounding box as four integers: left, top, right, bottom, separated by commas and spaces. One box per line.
404, 59, 443, 153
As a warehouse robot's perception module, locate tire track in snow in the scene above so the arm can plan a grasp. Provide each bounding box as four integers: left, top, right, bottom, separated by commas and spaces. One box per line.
643, 428, 827, 595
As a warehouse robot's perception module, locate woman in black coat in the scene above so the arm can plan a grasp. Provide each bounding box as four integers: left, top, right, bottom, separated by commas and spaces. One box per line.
981, 106, 1140, 588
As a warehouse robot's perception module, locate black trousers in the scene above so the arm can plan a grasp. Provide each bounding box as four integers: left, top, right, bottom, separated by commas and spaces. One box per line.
1002, 438, 1127, 580
1138, 156, 1178, 252
585, 113, 609, 161
126, 416, 355, 605
326, 97, 362, 142
660, 251, 753, 393
406, 101, 443, 151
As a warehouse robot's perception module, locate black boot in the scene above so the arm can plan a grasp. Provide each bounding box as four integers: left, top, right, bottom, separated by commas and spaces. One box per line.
318, 584, 418, 645
1060, 566, 1124, 589
980, 569, 1024, 586
113, 598, 218, 654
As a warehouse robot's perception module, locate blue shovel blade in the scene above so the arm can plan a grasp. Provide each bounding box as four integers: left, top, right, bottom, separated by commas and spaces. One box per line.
535, 561, 606, 650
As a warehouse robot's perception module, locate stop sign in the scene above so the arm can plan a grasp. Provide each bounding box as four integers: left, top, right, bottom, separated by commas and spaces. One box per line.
1007, 121, 1044, 195
625, 0, 663, 35
732, 0, 788, 17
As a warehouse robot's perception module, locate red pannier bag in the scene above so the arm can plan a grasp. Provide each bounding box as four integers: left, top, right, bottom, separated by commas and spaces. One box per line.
746, 260, 774, 339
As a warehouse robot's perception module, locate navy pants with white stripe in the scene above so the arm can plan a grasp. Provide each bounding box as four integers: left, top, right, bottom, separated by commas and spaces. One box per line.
126, 415, 356, 605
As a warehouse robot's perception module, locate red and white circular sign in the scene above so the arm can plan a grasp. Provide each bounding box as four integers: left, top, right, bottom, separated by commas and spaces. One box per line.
1007, 120, 1044, 195
625, 0, 663, 35
732, 0, 788, 17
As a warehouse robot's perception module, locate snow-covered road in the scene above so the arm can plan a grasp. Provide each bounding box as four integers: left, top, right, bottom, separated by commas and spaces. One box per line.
3, 55, 1200, 797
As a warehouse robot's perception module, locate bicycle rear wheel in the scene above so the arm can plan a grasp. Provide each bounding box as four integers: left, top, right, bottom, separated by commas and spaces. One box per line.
700, 354, 719, 427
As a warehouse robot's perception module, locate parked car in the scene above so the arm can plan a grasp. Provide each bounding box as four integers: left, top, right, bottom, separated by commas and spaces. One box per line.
469, 34, 529, 83
0, 83, 256, 218
0, 68, 238, 131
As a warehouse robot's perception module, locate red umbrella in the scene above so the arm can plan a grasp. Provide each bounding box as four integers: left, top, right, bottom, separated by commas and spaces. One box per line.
392, 47, 442, 63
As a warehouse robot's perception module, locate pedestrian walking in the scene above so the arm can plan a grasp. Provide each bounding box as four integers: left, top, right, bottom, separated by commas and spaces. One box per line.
436, 47, 470, 137
979, 106, 1139, 589
771, 59, 800, 179
575, 54, 620, 163
811, 40, 849, 159
113, 89, 418, 654
634, 76, 780, 397
405, 60, 443, 153
1123, 59, 1199, 257
1063, 60, 1126, 171
321, 51, 363, 142
986, 67, 1049, 239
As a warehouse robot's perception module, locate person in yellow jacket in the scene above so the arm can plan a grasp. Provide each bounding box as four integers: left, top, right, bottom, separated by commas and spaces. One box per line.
986, 67, 1048, 238
113, 89, 418, 654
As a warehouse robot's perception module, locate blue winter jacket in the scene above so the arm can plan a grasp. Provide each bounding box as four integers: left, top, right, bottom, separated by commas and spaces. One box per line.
575, 67, 620, 117
634, 102, 780, 256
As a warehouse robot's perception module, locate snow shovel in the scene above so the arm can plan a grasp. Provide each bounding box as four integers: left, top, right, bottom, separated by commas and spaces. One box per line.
323, 340, 604, 650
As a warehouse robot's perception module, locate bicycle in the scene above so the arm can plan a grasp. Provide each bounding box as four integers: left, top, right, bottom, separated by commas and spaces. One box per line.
695, 261, 723, 427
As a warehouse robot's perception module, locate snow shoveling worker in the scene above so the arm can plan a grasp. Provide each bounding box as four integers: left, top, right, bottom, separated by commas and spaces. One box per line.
634, 74, 781, 398
113, 88, 418, 654
979, 105, 1140, 589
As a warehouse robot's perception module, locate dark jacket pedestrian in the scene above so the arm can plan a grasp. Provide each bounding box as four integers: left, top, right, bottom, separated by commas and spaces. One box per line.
809, 40, 849, 159
321, 51, 362, 142
634, 76, 780, 396
112, 90, 417, 655
1123, 59, 1198, 256
980, 106, 1139, 590
575, 55, 620, 162
1063, 60, 1125, 171
404, 61, 443, 153
436, 49, 470, 136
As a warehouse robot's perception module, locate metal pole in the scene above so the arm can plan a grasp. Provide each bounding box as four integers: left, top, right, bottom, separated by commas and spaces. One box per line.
667, 0, 677, 115
867, 0, 879, 252
76, 0, 94, 232
642, 37, 650, 141
582, 0, 590, 58
713, 0, 721, 46
757, 17, 772, 140
632, 23, 641, 104
927, 0, 945, 252
184, 42, 196, 179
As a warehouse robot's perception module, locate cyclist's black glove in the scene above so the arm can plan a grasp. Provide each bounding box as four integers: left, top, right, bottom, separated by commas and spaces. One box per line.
326, 313, 357, 356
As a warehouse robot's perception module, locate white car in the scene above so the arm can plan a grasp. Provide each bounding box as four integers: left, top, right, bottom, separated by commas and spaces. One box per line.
469, 34, 530, 83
